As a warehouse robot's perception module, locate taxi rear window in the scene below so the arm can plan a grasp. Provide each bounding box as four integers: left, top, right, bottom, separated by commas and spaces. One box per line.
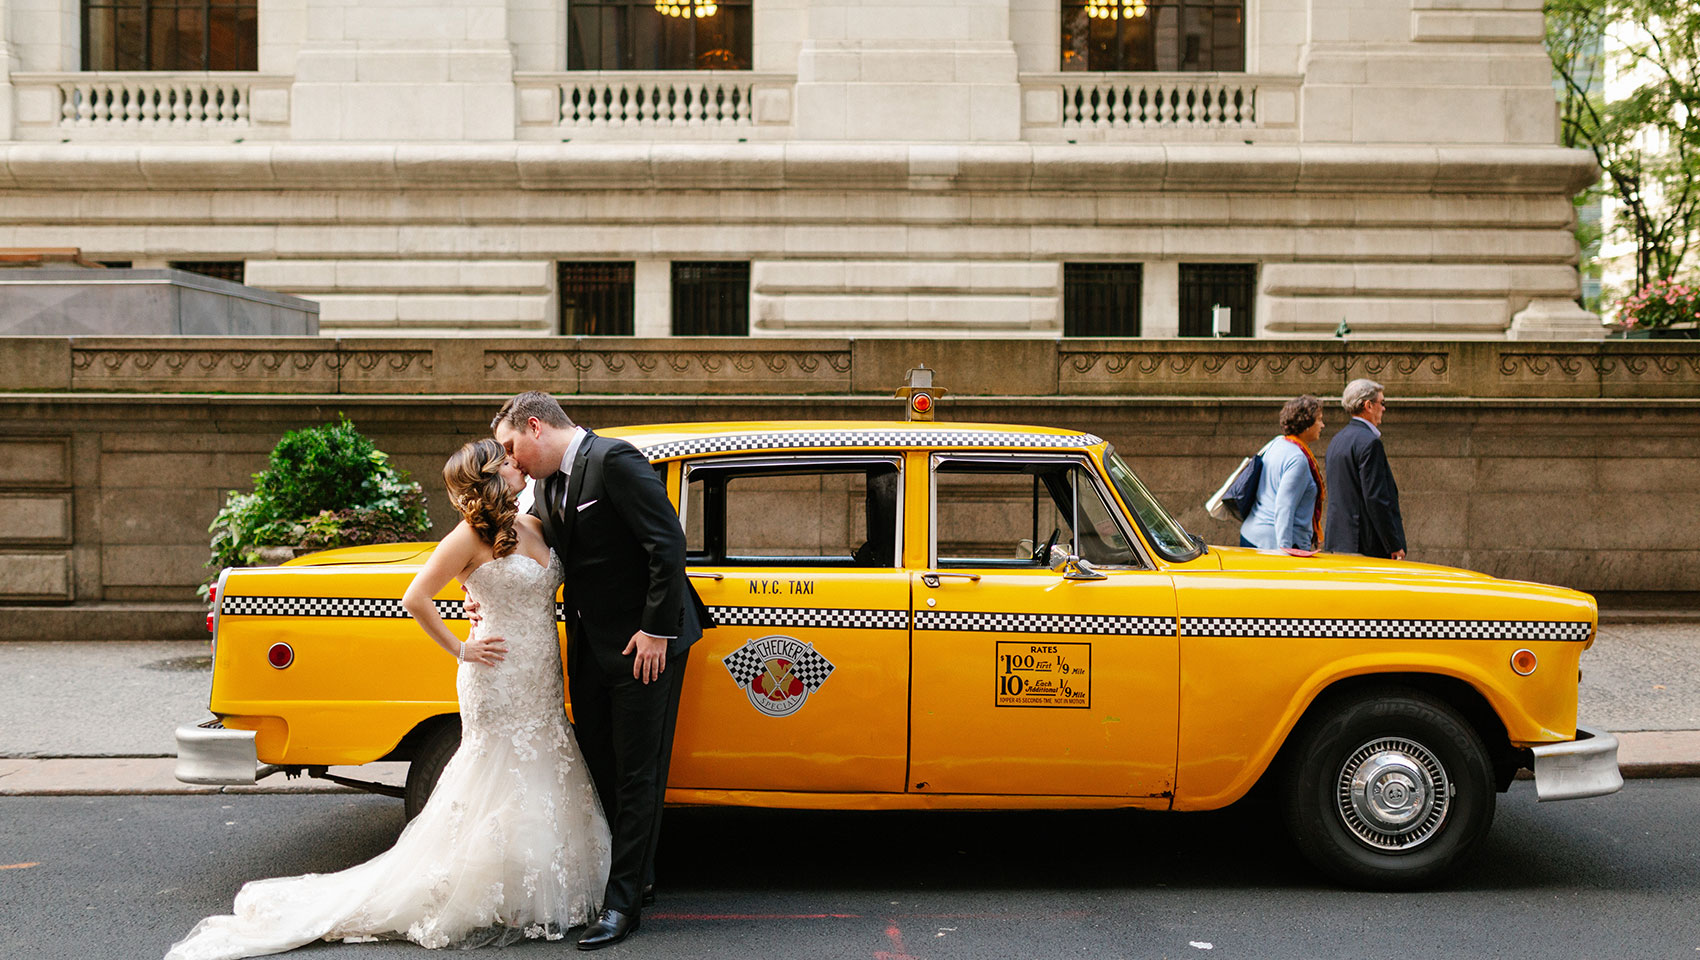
684, 459, 901, 568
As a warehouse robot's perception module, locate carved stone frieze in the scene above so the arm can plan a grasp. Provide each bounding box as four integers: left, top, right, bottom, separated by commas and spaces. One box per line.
1060, 348, 1350, 396
69, 347, 342, 393
484, 348, 853, 394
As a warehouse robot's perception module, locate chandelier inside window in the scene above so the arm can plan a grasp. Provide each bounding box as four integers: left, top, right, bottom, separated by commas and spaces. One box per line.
1086, 0, 1148, 18
654, 1, 718, 16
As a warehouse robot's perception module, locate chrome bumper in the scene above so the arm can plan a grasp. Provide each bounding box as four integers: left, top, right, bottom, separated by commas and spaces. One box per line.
174, 718, 280, 786
1529, 723, 1624, 801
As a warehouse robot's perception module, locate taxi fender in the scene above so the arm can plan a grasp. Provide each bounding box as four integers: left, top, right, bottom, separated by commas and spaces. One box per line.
1178, 652, 1555, 811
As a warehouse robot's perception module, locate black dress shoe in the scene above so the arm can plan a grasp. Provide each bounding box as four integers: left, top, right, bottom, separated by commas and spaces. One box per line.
577, 908, 639, 950
641, 883, 656, 906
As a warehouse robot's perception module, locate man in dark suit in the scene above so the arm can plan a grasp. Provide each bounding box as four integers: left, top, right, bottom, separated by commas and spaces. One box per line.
1323, 378, 1408, 560
491, 390, 709, 949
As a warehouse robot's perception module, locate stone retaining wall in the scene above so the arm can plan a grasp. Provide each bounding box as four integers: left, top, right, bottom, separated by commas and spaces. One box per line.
1, 337, 1695, 639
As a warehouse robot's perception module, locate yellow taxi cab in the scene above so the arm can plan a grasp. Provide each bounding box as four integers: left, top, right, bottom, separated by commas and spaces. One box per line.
178, 377, 1620, 889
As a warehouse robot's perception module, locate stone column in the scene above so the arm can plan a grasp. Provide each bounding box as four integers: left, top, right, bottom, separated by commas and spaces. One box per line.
0, 0, 15, 140
291, 0, 515, 140
793, 0, 1021, 141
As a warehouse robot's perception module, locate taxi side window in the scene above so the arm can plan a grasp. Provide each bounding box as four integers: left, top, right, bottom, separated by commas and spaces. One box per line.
685, 461, 901, 567
934, 459, 1137, 568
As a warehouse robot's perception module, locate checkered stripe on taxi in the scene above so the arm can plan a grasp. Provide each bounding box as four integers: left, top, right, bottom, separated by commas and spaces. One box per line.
722, 644, 835, 690
914, 610, 1177, 636
219, 596, 469, 620
639, 429, 1103, 461
709, 605, 909, 631
1179, 618, 1593, 642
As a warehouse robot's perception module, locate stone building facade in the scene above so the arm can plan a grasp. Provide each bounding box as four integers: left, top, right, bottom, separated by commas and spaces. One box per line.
0, 0, 1600, 339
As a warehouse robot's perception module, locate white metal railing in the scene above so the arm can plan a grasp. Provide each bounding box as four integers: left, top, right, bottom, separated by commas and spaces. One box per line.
10, 73, 291, 140
1023, 73, 1300, 140
517, 72, 793, 138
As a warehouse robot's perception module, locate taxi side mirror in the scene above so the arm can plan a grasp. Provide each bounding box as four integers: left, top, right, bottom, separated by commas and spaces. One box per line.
1055, 555, 1108, 581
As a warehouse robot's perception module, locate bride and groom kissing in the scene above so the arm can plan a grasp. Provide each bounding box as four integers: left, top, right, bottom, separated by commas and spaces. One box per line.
168, 390, 713, 959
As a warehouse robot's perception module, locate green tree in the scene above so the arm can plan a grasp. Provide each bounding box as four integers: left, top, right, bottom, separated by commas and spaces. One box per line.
1546, 0, 1700, 300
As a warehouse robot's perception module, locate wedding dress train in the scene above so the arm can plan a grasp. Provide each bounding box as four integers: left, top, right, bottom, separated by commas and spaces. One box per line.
167, 550, 610, 959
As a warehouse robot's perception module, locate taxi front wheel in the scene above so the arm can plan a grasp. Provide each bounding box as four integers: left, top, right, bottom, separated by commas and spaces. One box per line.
1280, 687, 1495, 890
403, 720, 461, 820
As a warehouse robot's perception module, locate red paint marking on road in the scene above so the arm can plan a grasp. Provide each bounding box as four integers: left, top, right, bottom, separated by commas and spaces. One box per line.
872, 922, 920, 960
0, 862, 40, 870
647, 913, 863, 921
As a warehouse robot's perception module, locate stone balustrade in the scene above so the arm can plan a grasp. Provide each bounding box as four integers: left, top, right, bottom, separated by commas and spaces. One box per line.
1022, 73, 1302, 142
9, 73, 293, 141
515, 72, 796, 140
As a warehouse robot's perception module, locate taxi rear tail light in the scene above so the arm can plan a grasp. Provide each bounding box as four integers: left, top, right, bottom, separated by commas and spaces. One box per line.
206, 585, 219, 633
268, 643, 294, 669
1510, 648, 1538, 676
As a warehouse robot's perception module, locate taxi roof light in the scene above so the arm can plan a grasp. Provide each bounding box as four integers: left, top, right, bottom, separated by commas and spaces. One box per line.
894, 365, 948, 422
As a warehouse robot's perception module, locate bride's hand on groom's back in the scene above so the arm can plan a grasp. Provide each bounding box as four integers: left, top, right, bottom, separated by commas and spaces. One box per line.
464, 595, 482, 627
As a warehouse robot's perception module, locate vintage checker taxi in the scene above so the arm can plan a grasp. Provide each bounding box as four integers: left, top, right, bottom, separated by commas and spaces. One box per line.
179, 404, 1621, 889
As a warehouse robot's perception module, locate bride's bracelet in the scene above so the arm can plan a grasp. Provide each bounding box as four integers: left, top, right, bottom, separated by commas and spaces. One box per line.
457, 641, 465, 662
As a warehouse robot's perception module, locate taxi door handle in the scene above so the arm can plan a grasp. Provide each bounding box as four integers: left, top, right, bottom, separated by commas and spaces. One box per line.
687, 572, 725, 581
921, 572, 981, 588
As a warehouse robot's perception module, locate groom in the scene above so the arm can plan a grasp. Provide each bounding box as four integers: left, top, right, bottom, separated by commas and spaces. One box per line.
489, 391, 708, 949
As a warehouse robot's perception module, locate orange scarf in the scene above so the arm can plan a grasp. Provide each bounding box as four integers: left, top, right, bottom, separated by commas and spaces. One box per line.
1283, 435, 1325, 549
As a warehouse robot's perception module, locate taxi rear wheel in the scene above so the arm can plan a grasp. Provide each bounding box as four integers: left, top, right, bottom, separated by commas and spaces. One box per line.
403, 719, 461, 820
1280, 687, 1495, 890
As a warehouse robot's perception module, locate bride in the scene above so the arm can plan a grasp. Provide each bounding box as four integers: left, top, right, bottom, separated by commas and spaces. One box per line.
167, 439, 611, 959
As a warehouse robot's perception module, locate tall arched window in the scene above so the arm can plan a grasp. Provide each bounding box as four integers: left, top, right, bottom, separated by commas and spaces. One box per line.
570, 0, 752, 71
1061, 0, 1244, 72
82, 0, 257, 70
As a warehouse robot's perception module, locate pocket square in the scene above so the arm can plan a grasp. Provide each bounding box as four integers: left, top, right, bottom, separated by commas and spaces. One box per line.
576, 499, 598, 512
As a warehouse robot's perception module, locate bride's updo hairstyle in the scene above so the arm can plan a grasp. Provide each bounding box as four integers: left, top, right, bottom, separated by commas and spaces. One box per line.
444, 438, 518, 558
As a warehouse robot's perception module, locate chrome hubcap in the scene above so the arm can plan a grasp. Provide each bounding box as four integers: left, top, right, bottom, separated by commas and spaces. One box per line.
1335, 737, 1451, 851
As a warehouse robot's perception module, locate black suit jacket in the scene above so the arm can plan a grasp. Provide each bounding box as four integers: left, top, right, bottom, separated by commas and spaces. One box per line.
1322, 418, 1407, 559
529, 431, 709, 674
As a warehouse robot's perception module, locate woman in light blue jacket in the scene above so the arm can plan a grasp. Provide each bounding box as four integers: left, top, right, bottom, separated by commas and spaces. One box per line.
1239, 395, 1327, 551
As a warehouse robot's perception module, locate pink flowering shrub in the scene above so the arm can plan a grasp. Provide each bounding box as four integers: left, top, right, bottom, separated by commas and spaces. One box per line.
1616, 277, 1700, 331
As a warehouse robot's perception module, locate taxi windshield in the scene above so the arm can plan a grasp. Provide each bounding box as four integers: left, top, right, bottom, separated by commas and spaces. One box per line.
1102, 446, 1202, 562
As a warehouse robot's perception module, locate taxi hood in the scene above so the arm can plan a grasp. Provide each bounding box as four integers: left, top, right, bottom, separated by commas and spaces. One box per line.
282, 542, 436, 566
1208, 545, 1494, 580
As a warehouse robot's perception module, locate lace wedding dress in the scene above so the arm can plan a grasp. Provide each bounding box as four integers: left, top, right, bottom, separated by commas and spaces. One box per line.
167, 549, 610, 960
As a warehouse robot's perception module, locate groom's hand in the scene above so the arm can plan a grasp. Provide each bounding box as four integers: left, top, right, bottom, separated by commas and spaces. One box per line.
624, 631, 667, 684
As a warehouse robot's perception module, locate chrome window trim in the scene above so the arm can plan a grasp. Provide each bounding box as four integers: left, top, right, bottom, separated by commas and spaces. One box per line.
928, 452, 1154, 572
680, 453, 905, 569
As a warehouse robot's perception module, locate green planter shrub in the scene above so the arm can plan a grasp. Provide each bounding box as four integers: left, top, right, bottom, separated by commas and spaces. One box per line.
204, 418, 430, 598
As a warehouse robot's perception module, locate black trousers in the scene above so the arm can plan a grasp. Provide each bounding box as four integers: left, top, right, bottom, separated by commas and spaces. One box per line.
568, 643, 690, 915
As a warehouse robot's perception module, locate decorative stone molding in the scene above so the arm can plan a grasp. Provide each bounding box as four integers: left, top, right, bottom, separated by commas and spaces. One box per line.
6, 338, 1693, 400
69, 343, 342, 393
484, 343, 853, 395
0, 142, 1599, 194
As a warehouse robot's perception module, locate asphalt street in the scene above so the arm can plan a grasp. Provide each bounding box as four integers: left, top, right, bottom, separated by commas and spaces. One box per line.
2, 779, 1696, 960
2, 623, 1698, 759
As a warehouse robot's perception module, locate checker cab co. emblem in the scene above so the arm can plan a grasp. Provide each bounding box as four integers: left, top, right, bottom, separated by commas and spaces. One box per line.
722, 635, 835, 718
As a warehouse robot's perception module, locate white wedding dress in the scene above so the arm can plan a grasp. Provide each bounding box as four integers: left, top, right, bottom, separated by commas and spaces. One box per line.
167, 549, 611, 959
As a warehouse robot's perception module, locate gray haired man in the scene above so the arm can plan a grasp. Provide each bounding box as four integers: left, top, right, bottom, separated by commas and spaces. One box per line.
1322, 378, 1407, 560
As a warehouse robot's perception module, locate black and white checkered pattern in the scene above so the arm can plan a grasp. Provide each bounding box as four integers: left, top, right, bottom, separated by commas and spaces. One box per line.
709, 605, 908, 631
220, 595, 466, 621
639, 429, 1103, 462
722, 643, 836, 691
915, 610, 1176, 636
1179, 618, 1593, 642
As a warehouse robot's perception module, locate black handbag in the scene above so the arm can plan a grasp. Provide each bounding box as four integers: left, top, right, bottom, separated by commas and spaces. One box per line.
1204, 442, 1269, 522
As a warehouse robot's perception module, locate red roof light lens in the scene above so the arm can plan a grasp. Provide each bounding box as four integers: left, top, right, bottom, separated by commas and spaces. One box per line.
911, 393, 932, 414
